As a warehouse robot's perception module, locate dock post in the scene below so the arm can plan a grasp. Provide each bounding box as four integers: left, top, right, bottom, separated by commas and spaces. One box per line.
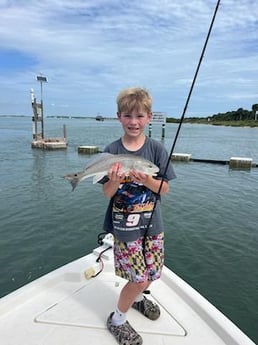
31, 89, 43, 140
150, 112, 166, 139
63, 124, 67, 140
36, 74, 48, 139
162, 123, 165, 139
148, 123, 152, 137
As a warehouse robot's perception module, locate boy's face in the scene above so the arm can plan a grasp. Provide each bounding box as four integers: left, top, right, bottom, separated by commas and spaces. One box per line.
117, 109, 152, 138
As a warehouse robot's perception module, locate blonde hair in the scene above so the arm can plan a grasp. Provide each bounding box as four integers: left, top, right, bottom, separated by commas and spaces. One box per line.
116, 87, 152, 114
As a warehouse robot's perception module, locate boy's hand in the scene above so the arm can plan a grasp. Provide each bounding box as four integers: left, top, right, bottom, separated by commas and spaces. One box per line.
108, 163, 125, 182
129, 169, 148, 184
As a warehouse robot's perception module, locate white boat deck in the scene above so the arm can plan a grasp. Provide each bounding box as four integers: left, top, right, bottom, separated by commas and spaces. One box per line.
0, 240, 255, 345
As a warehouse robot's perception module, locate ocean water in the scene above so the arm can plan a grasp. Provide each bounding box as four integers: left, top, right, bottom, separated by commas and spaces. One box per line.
0, 116, 258, 343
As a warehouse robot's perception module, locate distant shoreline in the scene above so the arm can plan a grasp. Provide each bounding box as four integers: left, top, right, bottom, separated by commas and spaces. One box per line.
166, 118, 258, 128
0, 114, 116, 120
1, 114, 258, 127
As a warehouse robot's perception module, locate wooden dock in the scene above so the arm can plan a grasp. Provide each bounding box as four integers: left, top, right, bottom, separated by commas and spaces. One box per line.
31, 138, 67, 150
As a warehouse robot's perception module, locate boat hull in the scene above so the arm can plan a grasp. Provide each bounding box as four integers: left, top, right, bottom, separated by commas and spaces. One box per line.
0, 239, 255, 345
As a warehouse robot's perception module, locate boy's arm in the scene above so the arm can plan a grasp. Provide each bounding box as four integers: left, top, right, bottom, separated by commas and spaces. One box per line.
103, 179, 121, 198
144, 176, 169, 195
129, 171, 169, 195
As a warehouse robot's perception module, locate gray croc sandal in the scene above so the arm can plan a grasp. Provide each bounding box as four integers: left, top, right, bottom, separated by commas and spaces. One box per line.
132, 296, 160, 320
107, 313, 143, 345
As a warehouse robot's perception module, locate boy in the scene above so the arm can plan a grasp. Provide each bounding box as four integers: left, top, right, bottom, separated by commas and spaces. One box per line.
101, 87, 175, 345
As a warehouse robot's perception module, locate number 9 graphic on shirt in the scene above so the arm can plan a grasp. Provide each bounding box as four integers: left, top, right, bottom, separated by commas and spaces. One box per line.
126, 214, 140, 227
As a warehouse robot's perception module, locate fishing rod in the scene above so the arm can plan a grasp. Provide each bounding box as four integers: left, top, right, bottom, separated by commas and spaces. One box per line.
159, 0, 220, 191
146, 0, 221, 233
162, 0, 221, 187
96, 0, 222, 272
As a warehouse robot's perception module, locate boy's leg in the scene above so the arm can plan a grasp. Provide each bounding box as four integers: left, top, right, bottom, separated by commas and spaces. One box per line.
131, 233, 164, 320
117, 281, 151, 313
107, 235, 162, 343
107, 239, 150, 344
118, 280, 160, 320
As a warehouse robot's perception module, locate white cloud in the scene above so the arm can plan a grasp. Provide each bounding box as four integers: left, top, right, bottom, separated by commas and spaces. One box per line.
0, 0, 257, 117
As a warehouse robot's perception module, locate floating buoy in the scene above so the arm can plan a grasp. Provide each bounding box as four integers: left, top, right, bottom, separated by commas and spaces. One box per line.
171, 153, 192, 161
229, 157, 253, 169
78, 146, 99, 154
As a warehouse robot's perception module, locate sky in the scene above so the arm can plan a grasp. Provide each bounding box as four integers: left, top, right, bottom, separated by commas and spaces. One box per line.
0, 0, 257, 118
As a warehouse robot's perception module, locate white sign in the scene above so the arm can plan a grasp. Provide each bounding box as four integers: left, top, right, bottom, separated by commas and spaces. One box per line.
151, 112, 166, 124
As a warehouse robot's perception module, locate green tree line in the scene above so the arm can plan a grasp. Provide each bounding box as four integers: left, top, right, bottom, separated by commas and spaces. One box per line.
209, 104, 258, 121
167, 103, 258, 127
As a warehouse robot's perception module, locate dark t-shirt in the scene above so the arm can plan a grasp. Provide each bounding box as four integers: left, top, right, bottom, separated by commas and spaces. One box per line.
101, 137, 176, 242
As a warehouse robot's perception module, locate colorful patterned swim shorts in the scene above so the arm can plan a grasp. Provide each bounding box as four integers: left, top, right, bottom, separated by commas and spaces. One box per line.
113, 233, 164, 283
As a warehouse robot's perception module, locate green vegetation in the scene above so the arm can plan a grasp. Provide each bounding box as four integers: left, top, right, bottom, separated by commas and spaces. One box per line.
167, 103, 258, 127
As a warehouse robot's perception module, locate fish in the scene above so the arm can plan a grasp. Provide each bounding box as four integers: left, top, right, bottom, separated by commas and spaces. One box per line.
64, 152, 159, 191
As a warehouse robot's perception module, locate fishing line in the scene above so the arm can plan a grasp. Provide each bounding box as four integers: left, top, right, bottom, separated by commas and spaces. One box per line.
146, 0, 221, 234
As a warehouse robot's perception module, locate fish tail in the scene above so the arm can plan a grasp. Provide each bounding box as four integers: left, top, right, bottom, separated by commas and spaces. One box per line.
63, 176, 78, 191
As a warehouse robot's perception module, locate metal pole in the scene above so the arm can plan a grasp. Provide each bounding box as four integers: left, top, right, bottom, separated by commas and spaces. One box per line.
161, 123, 165, 139
63, 124, 67, 140
148, 123, 152, 137
40, 80, 44, 138
37, 75, 48, 139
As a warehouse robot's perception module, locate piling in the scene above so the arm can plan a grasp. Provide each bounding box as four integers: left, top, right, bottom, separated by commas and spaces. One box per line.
149, 123, 152, 137
31, 89, 43, 140
63, 124, 67, 140
162, 123, 165, 139
149, 112, 166, 139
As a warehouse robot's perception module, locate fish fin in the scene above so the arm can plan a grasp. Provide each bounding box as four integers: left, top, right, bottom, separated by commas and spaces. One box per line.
92, 173, 106, 184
